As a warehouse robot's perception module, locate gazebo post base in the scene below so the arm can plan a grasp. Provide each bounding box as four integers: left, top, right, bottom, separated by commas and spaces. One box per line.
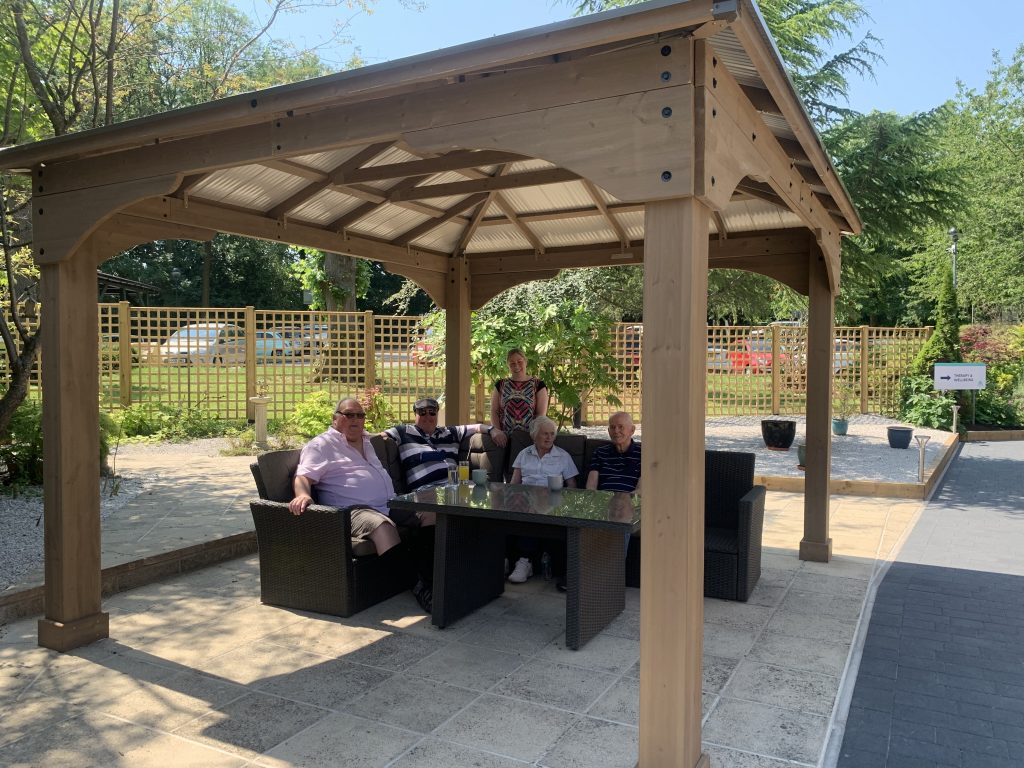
637, 753, 710, 768
38, 612, 109, 653
799, 538, 832, 562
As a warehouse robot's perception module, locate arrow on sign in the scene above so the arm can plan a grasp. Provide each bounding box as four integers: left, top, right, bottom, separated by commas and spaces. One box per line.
940, 376, 951, 380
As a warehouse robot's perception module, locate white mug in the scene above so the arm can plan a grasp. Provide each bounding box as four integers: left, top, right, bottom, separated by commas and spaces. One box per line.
547, 474, 563, 490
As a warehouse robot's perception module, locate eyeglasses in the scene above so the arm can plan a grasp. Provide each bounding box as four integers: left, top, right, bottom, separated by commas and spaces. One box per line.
415, 408, 438, 416
335, 411, 366, 420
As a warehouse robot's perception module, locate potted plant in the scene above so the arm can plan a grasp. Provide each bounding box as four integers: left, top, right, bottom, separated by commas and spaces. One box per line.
760, 418, 796, 451
887, 425, 914, 449
832, 379, 855, 436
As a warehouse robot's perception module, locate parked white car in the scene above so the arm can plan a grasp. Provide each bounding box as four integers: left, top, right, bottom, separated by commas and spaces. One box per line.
159, 323, 244, 365
159, 324, 296, 365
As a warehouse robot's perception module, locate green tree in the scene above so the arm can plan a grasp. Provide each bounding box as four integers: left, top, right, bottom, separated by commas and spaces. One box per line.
823, 109, 962, 323
937, 46, 1024, 320
0, 0, 386, 438
911, 261, 961, 376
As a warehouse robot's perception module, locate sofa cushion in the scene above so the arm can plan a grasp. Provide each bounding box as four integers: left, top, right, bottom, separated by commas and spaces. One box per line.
705, 526, 739, 554
255, 449, 303, 502
371, 434, 407, 495
583, 437, 612, 478
704, 450, 756, 530
466, 431, 506, 481
506, 430, 587, 482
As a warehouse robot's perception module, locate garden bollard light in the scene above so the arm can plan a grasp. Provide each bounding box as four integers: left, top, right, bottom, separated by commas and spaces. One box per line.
915, 434, 930, 484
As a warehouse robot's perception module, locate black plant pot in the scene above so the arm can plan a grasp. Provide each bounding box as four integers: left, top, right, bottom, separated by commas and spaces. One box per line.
887, 426, 913, 449
761, 419, 796, 451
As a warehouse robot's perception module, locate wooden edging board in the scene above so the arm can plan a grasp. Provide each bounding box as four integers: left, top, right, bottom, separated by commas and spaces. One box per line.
0, 531, 257, 625
755, 431, 960, 500
961, 429, 1024, 442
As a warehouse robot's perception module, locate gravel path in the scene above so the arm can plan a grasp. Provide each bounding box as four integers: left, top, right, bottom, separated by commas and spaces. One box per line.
0, 477, 146, 592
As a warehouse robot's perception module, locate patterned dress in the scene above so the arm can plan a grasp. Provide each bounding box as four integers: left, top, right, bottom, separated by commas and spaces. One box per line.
495, 377, 546, 434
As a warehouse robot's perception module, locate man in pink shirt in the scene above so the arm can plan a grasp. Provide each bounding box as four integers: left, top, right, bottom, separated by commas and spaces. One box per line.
289, 396, 434, 610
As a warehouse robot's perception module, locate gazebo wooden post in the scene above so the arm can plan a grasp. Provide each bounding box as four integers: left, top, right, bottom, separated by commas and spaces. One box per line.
800, 244, 834, 562
444, 254, 471, 424
37, 239, 108, 651
639, 197, 710, 768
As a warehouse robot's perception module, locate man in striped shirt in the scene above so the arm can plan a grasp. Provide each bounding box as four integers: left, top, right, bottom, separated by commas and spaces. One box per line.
586, 411, 641, 493
383, 398, 491, 491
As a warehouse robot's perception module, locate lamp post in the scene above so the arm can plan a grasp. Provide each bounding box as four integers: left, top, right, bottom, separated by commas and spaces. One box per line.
170, 267, 182, 306
948, 227, 958, 288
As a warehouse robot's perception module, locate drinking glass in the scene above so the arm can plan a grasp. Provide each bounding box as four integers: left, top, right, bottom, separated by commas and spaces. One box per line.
447, 465, 459, 486
458, 460, 470, 484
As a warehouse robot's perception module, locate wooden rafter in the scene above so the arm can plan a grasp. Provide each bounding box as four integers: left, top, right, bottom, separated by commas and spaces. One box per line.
491, 195, 545, 254
389, 167, 579, 202
479, 202, 644, 226
581, 179, 629, 246
267, 141, 393, 220
393, 192, 489, 247
336, 150, 526, 184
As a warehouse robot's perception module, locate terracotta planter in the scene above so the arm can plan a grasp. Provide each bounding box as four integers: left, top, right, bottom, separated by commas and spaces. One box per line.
761, 419, 796, 451
887, 426, 913, 449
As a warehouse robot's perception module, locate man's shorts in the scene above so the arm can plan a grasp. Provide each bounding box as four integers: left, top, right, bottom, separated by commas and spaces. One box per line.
350, 506, 428, 546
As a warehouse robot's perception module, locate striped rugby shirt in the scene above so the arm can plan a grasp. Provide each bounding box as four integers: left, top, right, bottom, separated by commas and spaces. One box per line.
384, 423, 487, 490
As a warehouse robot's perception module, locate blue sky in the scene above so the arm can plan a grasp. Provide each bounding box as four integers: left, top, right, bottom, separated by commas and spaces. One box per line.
261, 0, 1024, 116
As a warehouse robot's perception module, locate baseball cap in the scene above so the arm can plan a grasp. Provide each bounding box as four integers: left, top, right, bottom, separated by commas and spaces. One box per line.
413, 397, 439, 412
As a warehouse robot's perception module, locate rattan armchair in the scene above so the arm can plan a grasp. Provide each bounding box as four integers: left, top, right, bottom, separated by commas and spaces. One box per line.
623, 450, 765, 601
249, 447, 414, 618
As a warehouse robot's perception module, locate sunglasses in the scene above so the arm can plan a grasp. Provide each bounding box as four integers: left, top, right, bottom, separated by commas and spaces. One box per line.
335, 411, 366, 420
416, 408, 438, 416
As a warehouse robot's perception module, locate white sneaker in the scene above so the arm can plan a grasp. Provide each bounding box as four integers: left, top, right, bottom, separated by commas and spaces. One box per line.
507, 557, 533, 583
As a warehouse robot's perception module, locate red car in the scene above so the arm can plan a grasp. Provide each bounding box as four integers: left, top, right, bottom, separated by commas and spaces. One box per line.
727, 338, 787, 373
409, 328, 437, 367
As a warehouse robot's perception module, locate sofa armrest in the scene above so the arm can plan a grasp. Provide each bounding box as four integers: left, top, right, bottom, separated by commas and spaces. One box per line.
735, 485, 766, 601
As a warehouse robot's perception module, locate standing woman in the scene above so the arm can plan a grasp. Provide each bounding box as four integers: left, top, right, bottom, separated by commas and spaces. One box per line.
490, 348, 549, 448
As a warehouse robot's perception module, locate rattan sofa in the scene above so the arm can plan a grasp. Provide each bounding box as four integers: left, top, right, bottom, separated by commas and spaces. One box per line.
249, 445, 417, 617
623, 449, 765, 601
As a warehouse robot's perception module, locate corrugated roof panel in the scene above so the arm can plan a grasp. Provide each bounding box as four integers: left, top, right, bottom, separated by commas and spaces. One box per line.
529, 216, 616, 248
722, 199, 802, 233
289, 189, 364, 226
506, 158, 557, 173
498, 180, 593, 214
290, 146, 368, 172
619, 210, 644, 241
353, 204, 433, 240
412, 220, 464, 253
191, 165, 307, 211
465, 223, 533, 253
365, 146, 421, 167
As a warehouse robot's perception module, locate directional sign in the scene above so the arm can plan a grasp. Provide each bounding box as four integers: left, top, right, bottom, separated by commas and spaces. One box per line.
934, 363, 986, 391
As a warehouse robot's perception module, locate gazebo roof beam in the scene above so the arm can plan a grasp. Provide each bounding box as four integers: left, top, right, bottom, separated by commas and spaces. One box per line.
0, 0, 722, 171
337, 150, 526, 184
479, 202, 644, 226
581, 178, 629, 246
389, 167, 580, 202
126, 196, 450, 274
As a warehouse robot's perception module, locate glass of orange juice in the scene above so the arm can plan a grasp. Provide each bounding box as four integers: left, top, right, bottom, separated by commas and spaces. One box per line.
458, 461, 470, 484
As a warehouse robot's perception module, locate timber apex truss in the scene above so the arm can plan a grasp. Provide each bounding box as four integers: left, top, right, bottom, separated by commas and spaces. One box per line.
0, 2, 859, 766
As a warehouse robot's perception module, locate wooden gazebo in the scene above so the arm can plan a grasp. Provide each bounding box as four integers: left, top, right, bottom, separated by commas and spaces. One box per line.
0, 0, 859, 763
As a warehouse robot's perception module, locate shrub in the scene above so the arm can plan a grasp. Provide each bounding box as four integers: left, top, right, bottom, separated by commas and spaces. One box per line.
898, 375, 957, 430
284, 388, 400, 441
286, 391, 335, 439
0, 401, 122, 486
0, 400, 44, 485
911, 263, 961, 376
115, 403, 238, 441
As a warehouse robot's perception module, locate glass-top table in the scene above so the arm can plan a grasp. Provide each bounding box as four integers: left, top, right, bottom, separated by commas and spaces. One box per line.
389, 483, 640, 649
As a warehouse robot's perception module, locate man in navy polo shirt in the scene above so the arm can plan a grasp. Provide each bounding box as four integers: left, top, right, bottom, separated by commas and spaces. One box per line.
586, 411, 641, 493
